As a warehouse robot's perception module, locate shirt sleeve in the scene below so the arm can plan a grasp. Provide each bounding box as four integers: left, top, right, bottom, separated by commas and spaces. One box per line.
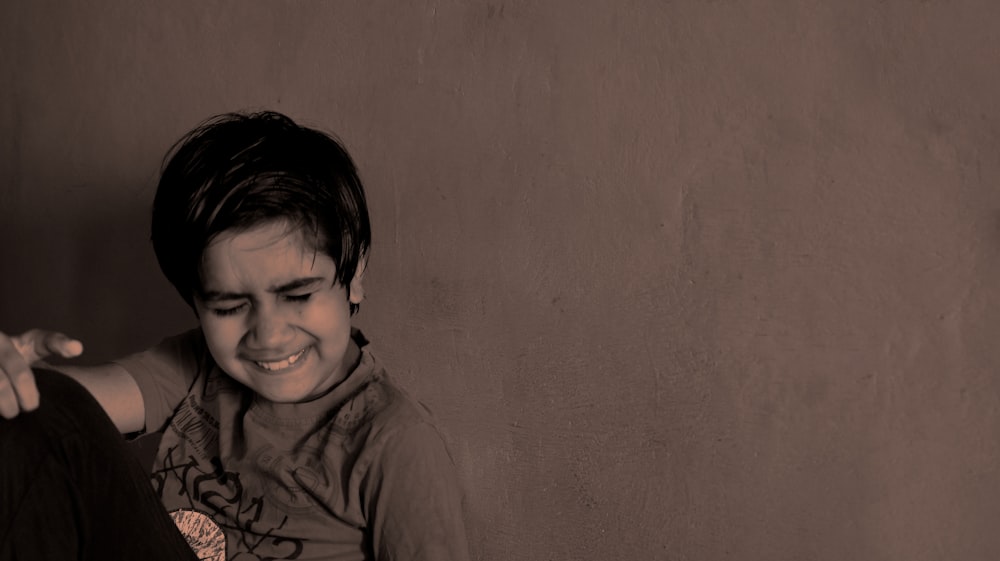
363, 422, 471, 561
112, 328, 207, 435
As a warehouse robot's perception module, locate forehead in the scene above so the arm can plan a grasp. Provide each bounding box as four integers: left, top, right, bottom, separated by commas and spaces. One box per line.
199, 221, 331, 286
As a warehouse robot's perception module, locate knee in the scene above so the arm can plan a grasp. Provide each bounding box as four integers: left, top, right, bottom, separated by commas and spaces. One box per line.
33, 367, 96, 403
0, 368, 111, 444
34, 367, 106, 418
0, 369, 126, 500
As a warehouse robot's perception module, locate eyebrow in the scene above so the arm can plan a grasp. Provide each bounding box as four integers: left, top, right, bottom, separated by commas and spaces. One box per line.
199, 277, 327, 302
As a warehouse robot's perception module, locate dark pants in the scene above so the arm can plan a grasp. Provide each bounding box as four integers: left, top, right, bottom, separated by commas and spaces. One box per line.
0, 368, 198, 560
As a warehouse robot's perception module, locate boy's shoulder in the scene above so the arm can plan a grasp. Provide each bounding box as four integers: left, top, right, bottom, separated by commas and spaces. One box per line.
331, 339, 438, 442
329, 339, 457, 494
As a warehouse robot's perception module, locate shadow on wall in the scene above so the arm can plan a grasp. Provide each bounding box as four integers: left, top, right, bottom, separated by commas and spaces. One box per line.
0, 193, 195, 366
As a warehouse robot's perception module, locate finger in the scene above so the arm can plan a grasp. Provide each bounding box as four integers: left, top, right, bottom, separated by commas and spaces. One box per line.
9, 368, 38, 412
42, 332, 84, 358
11, 330, 82, 363
0, 374, 18, 419
11, 329, 46, 364
0, 335, 36, 416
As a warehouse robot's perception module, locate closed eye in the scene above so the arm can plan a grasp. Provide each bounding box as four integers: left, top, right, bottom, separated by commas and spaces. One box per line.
284, 293, 312, 303
212, 303, 247, 317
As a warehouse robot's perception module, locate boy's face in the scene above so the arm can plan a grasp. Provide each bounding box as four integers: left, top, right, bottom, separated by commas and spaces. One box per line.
194, 220, 365, 403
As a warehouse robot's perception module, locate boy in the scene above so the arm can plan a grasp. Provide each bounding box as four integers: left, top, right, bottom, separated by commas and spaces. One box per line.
0, 111, 470, 561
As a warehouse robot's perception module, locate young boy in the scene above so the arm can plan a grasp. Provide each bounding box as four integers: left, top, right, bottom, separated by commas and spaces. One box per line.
0, 111, 470, 561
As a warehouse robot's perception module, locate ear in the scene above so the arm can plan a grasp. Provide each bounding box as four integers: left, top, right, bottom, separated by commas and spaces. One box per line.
348, 256, 367, 305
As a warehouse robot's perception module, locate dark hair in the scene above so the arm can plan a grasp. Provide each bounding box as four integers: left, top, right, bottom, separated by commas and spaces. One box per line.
151, 111, 371, 314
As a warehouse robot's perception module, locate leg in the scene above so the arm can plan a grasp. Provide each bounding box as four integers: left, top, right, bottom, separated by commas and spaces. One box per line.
0, 368, 198, 561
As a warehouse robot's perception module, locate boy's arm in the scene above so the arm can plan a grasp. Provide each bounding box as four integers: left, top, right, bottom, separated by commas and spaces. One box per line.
0, 329, 145, 433
366, 422, 471, 561
50, 362, 145, 433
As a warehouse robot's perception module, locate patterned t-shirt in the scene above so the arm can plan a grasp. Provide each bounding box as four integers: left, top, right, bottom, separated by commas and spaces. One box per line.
115, 329, 470, 561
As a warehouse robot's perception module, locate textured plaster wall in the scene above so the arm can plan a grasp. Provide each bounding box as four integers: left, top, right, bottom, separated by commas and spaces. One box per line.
3, 1, 1000, 559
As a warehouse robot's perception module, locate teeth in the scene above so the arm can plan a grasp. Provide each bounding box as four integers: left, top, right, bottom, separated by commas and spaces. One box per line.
254, 347, 308, 371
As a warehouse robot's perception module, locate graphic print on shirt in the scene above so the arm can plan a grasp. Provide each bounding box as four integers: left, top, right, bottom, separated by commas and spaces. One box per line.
151, 392, 307, 560
153, 444, 305, 561
252, 444, 329, 515
170, 509, 226, 561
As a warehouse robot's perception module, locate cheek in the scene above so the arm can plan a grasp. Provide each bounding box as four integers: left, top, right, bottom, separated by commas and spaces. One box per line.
321, 301, 352, 329
200, 317, 244, 356
304, 290, 351, 324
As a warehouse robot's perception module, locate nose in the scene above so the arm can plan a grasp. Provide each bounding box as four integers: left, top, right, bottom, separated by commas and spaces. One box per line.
246, 304, 294, 350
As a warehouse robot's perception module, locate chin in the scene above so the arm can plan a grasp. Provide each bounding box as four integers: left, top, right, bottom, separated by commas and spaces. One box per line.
253, 380, 316, 403
262, 391, 304, 404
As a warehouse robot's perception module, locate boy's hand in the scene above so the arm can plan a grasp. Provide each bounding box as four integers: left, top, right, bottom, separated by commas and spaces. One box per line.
0, 329, 83, 419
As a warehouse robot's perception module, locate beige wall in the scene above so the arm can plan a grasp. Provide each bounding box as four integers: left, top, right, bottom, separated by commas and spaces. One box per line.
4, 1, 1000, 559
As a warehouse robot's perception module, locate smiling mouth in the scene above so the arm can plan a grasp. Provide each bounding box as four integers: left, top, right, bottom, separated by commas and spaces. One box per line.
252, 347, 310, 372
